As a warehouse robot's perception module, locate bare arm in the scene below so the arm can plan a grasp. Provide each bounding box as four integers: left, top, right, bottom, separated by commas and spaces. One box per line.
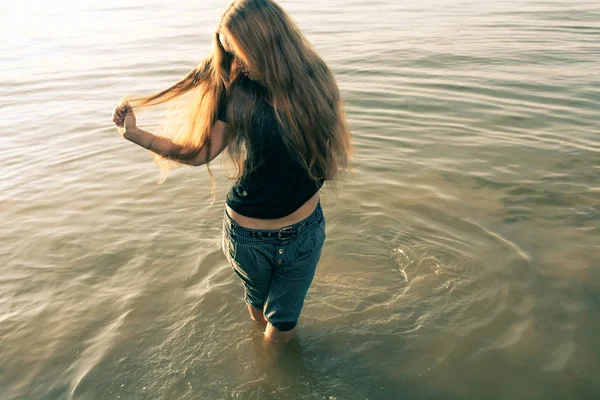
123, 121, 228, 166
113, 104, 228, 166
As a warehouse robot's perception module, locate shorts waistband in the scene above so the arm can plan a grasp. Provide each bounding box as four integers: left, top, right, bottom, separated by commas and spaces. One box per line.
224, 202, 323, 243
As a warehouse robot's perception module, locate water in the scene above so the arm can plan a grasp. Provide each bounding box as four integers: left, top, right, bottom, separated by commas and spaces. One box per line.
1, 0, 599, 399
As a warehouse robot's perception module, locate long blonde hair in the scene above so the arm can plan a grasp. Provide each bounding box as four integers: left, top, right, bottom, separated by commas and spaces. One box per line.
127, 0, 351, 187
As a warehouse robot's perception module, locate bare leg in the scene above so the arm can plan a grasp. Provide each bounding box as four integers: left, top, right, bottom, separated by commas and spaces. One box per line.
247, 304, 267, 326
264, 323, 296, 343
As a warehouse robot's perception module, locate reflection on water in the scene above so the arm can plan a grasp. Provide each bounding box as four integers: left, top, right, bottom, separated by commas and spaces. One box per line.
1, 0, 599, 399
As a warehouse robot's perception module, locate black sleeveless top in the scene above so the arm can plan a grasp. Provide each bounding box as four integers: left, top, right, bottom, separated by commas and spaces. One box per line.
218, 87, 324, 219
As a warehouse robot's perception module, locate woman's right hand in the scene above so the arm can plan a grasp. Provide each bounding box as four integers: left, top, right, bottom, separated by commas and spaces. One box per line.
112, 103, 137, 133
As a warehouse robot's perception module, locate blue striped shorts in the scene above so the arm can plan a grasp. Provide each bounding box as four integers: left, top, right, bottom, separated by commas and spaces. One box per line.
222, 202, 326, 331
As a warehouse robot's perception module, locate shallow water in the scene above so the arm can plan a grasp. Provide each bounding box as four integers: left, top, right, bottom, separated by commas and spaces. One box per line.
1, 0, 599, 399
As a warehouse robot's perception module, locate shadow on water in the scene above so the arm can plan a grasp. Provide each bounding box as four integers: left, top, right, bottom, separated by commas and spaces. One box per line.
227, 325, 465, 400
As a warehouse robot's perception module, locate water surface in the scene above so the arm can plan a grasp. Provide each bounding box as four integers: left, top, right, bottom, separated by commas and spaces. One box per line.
1, 0, 599, 399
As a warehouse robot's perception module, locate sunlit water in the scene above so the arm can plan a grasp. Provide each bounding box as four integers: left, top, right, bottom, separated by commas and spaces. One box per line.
1, 0, 599, 399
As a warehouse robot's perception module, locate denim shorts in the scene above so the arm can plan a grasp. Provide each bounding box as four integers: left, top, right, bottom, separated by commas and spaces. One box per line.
222, 202, 326, 332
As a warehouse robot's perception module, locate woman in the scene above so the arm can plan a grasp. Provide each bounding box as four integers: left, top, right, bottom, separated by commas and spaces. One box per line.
112, 0, 351, 342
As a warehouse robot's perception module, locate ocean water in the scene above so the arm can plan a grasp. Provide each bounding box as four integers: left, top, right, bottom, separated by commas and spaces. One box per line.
1, 0, 599, 399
